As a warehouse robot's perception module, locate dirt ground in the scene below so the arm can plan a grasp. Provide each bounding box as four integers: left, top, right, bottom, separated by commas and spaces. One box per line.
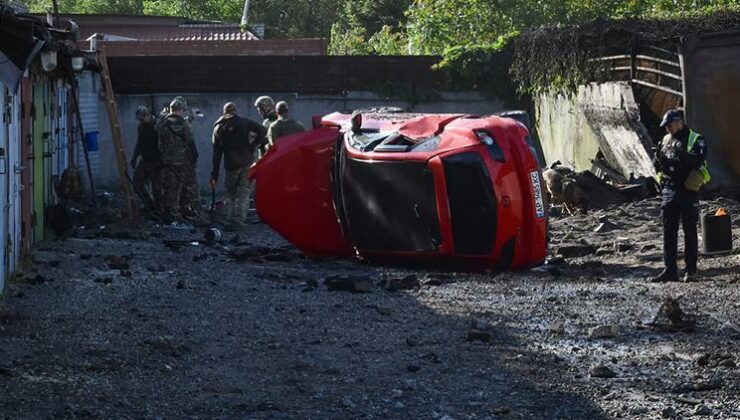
1, 196, 739, 419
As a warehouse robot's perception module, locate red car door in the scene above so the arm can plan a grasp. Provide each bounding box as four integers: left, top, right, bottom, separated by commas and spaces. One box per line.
249, 127, 353, 257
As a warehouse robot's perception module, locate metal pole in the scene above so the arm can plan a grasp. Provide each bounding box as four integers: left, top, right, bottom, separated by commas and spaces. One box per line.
241, 0, 250, 28
52, 0, 60, 27
70, 80, 98, 209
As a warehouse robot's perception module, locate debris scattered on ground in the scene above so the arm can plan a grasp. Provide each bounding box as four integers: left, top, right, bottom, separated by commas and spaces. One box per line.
1, 194, 738, 417
229, 246, 301, 263
587, 324, 618, 339
589, 364, 617, 378
556, 244, 597, 258
594, 221, 619, 233
549, 320, 566, 334
467, 318, 493, 343
324, 275, 373, 293
383, 274, 420, 291
694, 404, 713, 416
649, 298, 696, 332
695, 353, 736, 369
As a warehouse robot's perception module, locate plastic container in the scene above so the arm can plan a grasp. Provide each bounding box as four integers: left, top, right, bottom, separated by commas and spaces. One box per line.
701, 213, 733, 254
85, 131, 99, 152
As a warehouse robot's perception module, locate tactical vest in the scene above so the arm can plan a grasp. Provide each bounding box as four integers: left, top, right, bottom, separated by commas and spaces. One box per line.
657, 129, 711, 185
687, 130, 711, 184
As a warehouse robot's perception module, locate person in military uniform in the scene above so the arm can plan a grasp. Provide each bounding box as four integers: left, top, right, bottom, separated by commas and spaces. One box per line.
158, 97, 196, 221
255, 96, 277, 128
210, 102, 268, 229
254, 96, 276, 158
650, 109, 709, 283
130, 106, 161, 210
267, 101, 305, 146
179, 132, 205, 222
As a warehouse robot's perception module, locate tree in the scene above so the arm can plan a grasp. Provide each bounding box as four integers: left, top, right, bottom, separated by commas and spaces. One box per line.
329, 0, 411, 54
27, 0, 344, 39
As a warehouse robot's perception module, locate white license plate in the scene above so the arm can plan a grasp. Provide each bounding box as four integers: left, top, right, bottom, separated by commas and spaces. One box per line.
530, 171, 546, 218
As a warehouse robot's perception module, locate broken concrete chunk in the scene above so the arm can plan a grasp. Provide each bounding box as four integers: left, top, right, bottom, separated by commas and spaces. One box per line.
324, 275, 373, 293
650, 298, 696, 333
694, 405, 713, 416
549, 320, 565, 334
589, 363, 617, 378
595, 248, 614, 256
660, 407, 676, 418
613, 241, 633, 253
588, 324, 618, 339
556, 244, 597, 258
384, 274, 420, 291
594, 219, 620, 233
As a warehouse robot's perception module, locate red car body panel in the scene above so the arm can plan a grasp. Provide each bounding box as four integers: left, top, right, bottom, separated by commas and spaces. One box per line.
249, 127, 353, 257
250, 112, 548, 270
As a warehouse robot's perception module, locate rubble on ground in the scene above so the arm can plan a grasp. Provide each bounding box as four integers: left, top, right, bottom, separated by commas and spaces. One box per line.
0, 193, 738, 418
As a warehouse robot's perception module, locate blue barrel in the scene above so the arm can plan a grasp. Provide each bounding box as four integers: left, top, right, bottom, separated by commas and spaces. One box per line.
85, 131, 99, 152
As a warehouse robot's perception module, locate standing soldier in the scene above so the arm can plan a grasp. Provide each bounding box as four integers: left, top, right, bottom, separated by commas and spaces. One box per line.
130, 106, 161, 211
254, 96, 276, 157
255, 96, 277, 128
650, 109, 710, 283
210, 102, 267, 230
179, 132, 205, 223
158, 97, 195, 222
267, 101, 305, 146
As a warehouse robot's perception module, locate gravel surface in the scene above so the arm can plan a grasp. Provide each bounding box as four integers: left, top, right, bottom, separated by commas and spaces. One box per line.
1, 197, 739, 419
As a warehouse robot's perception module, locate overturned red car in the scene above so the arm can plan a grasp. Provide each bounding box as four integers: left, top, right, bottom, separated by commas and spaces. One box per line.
249, 111, 548, 270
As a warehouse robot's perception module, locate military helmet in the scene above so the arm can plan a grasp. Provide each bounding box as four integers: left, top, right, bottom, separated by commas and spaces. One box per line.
254, 96, 274, 110
170, 97, 187, 112
135, 106, 149, 118
275, 101, 289, 115
223, 102, 238, 115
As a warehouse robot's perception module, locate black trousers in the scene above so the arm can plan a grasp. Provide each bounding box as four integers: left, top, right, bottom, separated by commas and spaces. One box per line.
661, 188, 699, 273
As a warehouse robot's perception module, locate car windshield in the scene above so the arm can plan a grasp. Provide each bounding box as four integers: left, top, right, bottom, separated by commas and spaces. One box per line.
346, 131, 439, 153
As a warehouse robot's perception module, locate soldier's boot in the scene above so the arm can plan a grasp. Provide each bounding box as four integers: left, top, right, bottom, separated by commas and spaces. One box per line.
682, 269, 699, 283
649, 269, 679, 283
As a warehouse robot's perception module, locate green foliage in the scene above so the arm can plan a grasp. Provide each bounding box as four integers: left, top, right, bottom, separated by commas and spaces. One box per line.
27, 0, 344, 39
329, 0, 411, 55
432, 33, 522, 104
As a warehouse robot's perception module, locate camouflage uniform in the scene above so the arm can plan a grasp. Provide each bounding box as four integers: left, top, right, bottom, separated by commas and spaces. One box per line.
267, 116, 305, 146
131, 117, 162, 210
257, 111, 278, 158
212, 112, 267, 225
158, 113, 195, 220
179, 140, 202, 218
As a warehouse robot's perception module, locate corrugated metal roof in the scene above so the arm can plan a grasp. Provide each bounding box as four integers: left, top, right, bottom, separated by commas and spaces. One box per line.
80, 23, 259, 42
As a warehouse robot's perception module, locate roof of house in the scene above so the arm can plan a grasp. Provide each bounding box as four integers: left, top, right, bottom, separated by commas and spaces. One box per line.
82, 23, 258, 42
36, 13, 260, 41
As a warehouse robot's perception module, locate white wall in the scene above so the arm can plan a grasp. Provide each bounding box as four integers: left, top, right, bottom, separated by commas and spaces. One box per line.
535, 82, 656, 179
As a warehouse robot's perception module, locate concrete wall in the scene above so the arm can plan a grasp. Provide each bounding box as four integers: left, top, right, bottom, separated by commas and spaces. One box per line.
94, 91, 504, 189
535, 82, 656, 180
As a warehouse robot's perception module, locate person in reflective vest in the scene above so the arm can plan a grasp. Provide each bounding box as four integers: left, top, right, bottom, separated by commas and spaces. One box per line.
650, 109, 709, 283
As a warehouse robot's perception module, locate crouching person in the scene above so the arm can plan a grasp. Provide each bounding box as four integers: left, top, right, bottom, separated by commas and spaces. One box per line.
210, 102, 267, 230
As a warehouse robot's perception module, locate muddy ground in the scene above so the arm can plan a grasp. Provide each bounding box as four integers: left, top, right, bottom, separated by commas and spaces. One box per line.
1, 196, 739, 419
